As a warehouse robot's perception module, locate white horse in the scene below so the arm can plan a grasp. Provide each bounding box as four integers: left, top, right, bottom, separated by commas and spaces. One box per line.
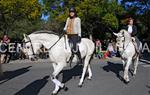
113, 29, 142, 83
23, 31, 95, 94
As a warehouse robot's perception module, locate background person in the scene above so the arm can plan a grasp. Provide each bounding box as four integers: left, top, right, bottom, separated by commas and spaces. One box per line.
0, 35, 10, 63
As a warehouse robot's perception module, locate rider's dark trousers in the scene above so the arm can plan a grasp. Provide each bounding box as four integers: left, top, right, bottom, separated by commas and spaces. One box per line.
68, 34, 79, 51
135, 36, 140, 48
67, 34, 82, 64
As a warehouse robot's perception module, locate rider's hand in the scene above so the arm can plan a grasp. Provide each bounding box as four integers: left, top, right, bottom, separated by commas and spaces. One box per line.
78, 36, 81, 42
63, 30, 67, 34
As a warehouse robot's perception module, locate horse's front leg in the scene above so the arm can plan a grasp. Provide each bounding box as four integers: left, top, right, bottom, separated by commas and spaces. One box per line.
122, 60, 126, 69
123, 58, 132, 83
51, 63, 66, 95
87, 64, 92, 80
78, 56, 91, 87
133, 55, 139, 76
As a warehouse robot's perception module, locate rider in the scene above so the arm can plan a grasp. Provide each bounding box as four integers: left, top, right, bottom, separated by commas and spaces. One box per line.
63, 7, 82, 64
123, 17, 140, 53
1, 34, 11, 63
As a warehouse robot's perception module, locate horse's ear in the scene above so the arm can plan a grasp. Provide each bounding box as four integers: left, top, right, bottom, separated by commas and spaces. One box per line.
23, 33, 27, 39
113, 32, 118, 36
122, 30, 125, 35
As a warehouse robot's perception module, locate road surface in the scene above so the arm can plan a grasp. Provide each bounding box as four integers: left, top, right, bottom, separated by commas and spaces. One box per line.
0, 57, 149, 95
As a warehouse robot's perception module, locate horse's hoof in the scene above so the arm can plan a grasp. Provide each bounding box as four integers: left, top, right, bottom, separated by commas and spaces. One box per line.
60, 83, 65, 89
51, 93, 57, 95
79, 76, 81, 79
63, 86, 68, 92
133, 74, 136, 78
133, 72, 136, 77
78, 84, 83, 88
124, 80, 130, 84
87, 77, 92, 80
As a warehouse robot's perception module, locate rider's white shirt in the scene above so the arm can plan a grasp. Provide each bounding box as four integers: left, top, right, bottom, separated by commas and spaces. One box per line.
128, 25, 133, 34
64, 17, 81, 37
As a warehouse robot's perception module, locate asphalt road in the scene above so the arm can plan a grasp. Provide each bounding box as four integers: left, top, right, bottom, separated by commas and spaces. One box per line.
0, 58, 149, 95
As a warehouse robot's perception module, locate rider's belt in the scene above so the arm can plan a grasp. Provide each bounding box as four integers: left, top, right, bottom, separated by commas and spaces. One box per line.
67, 34, 78, 39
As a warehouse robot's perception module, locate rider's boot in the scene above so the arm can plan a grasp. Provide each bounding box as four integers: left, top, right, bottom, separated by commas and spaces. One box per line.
76, 50, 83, 65
132, 37, 139, 54
134, 41, 139, 53
68, 53, 74, 67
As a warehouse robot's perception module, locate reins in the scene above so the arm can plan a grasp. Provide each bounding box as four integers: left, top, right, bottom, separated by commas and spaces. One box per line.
48, 33, 65, 50
24, 32, 65, 57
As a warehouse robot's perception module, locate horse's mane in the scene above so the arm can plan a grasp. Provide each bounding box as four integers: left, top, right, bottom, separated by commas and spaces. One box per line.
120, 29, 131, 37
119, 29, 132, 41
32, 30, 59, 36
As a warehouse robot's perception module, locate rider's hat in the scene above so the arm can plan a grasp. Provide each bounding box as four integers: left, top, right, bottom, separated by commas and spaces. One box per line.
69, 7, 76, 13
69, 7, 77, 17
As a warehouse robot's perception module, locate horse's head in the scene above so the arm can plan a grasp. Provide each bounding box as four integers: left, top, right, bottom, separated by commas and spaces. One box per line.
115, 37, 125, 51
113, 29, 132, 52
113, 30, 126, 51
113, 30, 125, 38
23, 34, 40, 61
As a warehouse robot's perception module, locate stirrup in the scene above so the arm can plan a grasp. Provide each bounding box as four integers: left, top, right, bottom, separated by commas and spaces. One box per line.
72, 45, 79, 53
67, 53, 74, 67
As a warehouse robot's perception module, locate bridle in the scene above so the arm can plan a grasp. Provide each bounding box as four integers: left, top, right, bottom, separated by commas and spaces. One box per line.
24, 36, 36, 56
23, 33, 65, 57
117, 35, 131, 56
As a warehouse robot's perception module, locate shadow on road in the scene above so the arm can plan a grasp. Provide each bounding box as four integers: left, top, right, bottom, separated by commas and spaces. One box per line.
0, 66, 32, 84
14, 76, 49, 95
146, 85, 150, 94
140, 52, 150, 64
61, 64, 83, 83
103, 61, 124, 82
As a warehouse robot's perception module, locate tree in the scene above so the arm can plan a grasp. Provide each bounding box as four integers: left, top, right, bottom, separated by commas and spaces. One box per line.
40, 18, 64, 34
11, 19, 42, 40
0, 0, 42, 35
42, 0, 125, 40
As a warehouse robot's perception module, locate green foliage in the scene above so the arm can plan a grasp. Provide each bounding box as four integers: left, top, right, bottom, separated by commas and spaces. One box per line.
121, 0, 150, 41
41, 18, 64, 34
0, 0, 148, 41
0, 19, 42, 40
45, 0, 124, 35
102, 13, 119, 29
0, 0, 42, 34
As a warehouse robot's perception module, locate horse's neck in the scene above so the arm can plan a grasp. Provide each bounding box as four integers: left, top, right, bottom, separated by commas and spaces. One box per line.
124, 35, 132, 47
30, 34, 60, 49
